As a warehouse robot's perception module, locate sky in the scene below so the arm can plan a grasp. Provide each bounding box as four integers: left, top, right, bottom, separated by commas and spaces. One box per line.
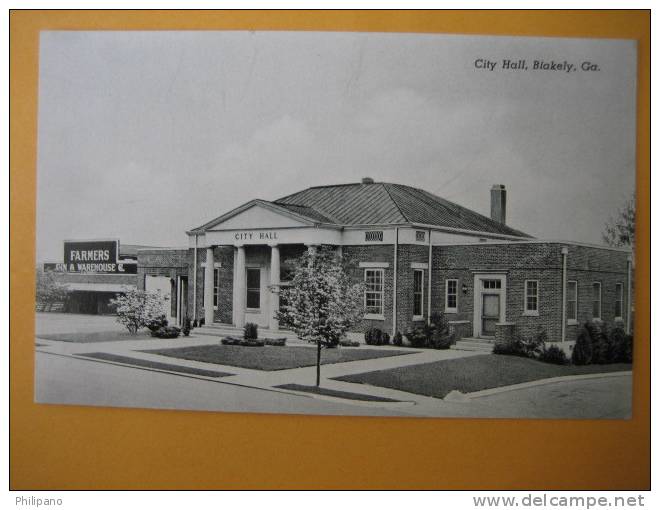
36, 31, 637, 262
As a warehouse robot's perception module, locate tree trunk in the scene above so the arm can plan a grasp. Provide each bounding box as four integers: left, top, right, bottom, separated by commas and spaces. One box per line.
316, 340, 322, 386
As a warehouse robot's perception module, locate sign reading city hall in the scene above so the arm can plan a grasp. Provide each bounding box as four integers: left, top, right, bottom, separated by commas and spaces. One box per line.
48, 240, 137, 274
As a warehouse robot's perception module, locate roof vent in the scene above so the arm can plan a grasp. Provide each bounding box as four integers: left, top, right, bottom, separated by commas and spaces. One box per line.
361, 177, 374, 184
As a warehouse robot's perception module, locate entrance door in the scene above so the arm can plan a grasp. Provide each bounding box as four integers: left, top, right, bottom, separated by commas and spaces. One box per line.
473, 274, 507, 338
245, 266, 269, 327
481, 294, 500, 337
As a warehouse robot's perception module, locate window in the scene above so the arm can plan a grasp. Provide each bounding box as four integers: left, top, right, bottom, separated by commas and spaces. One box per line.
592, 282, 601, 319
364, 269, 384, 316
482, 279, 501, 289
213, 268, 220, 308
445, 279, 458, 313
567, 280, 578, 323
615, 282, 624, 319
246, 268, 261, 309
524, 280, 539, 315
365, 231, 384, 242
415, 230, 426, 242
413, 270, 424, 317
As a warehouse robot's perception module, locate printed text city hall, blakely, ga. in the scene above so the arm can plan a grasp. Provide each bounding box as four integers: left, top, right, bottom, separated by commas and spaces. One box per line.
474, 58, 601, 73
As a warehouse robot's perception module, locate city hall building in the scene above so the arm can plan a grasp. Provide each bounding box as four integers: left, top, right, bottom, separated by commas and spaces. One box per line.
171, 178, 633, 346
42, 178, 633, 347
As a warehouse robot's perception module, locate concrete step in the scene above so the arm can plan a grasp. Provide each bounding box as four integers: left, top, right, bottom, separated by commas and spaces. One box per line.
451, 338, 494, 352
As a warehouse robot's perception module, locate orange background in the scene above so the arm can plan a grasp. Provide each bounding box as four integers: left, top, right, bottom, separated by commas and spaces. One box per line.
10, 10, 650, 490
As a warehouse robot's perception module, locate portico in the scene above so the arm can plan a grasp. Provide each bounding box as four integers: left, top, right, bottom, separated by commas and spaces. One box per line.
192, 198, 342, 331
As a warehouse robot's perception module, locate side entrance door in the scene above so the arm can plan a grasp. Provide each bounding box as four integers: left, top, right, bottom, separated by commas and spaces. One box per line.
481, 294, 500, 337
473, 274, 507, 338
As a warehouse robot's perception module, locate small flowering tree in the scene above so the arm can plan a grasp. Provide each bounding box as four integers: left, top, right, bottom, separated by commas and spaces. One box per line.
276, 246, 364, 386
110, 288, 164, 334
35, 269, 69, 310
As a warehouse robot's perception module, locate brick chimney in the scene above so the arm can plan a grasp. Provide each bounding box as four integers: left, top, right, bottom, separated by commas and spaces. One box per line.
362, 177, 374, 184
490, 184, 506, 224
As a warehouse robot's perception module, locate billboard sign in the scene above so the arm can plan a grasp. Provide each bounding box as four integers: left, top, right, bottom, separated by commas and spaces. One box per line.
61, 240, 137, 274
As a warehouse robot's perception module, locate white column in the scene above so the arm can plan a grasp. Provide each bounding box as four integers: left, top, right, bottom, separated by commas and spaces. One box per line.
233, 245, 246, 328
269, 244, 280, 331
203, 247, 215, 326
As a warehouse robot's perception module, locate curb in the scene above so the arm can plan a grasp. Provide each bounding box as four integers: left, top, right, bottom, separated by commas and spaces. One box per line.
466, 370, 633, 399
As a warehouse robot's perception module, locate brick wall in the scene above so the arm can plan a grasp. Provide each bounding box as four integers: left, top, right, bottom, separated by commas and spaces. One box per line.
431, 242, 630, 343
564, 245, 630, 341
343, 245, 395, 335
395, 244, 431, 333
189, 246, 235, 323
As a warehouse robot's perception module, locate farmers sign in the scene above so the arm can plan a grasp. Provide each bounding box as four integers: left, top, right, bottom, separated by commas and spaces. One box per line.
58, 240, 137, 274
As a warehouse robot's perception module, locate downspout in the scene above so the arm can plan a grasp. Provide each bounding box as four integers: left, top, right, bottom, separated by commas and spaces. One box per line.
193, 233, 198, 321
427, 229, 432, 325
626, 254, 632, 334
392, 227, 399, 337
561, 247, 568, 342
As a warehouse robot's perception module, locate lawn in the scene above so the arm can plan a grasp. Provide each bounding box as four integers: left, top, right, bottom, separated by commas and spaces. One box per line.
141, 344, 416, 371
78, 352, 233, 378
333, 355, 633, 399
37, 330, 154, 343
275, 384, 400, 402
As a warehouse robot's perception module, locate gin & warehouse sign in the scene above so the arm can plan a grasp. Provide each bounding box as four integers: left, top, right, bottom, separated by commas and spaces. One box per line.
57, 240, 135, 274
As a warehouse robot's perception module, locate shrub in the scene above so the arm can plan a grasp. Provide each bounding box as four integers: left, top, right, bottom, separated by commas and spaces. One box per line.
192, 319, 198, 328
587, 321, 613, 364
493, 335, 527, 357
182, 317, 191, 337
199, 317, 205, 327
610, 326, 633, 363
430, 311, 450, 333
264, 338, 286, 347
572, 325, 594, 365
404, 327, 428, 348
382, 332, 390, 345
150, 326, 181, 339
146, 315, 168, 332
393, 331, 403, 346
240, 339, 265, 347
365, 328, 384, 345
539, 345, 568, 365
519, 328, 547, 359
244, 322, 259, 340
221, 336, 242, 346
429, 328, 455, 349
339, 339, 360, 347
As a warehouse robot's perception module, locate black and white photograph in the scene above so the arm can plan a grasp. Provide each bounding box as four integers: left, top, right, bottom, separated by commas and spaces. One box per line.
34, 30, 637, 419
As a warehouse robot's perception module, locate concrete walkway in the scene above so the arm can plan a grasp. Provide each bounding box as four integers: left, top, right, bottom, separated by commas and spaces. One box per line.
34, 313, 633, 418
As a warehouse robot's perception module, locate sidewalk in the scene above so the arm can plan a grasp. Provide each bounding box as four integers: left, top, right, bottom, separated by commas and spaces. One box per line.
35, 325, 633, 418
36, 331, 485, 412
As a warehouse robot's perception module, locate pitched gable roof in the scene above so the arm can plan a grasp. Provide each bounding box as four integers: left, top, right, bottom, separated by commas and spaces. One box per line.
275, 182, 532, 238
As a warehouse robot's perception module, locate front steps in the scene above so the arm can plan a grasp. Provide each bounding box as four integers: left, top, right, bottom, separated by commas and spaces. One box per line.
194, 323, 302, 342
451, 337, 494, 353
